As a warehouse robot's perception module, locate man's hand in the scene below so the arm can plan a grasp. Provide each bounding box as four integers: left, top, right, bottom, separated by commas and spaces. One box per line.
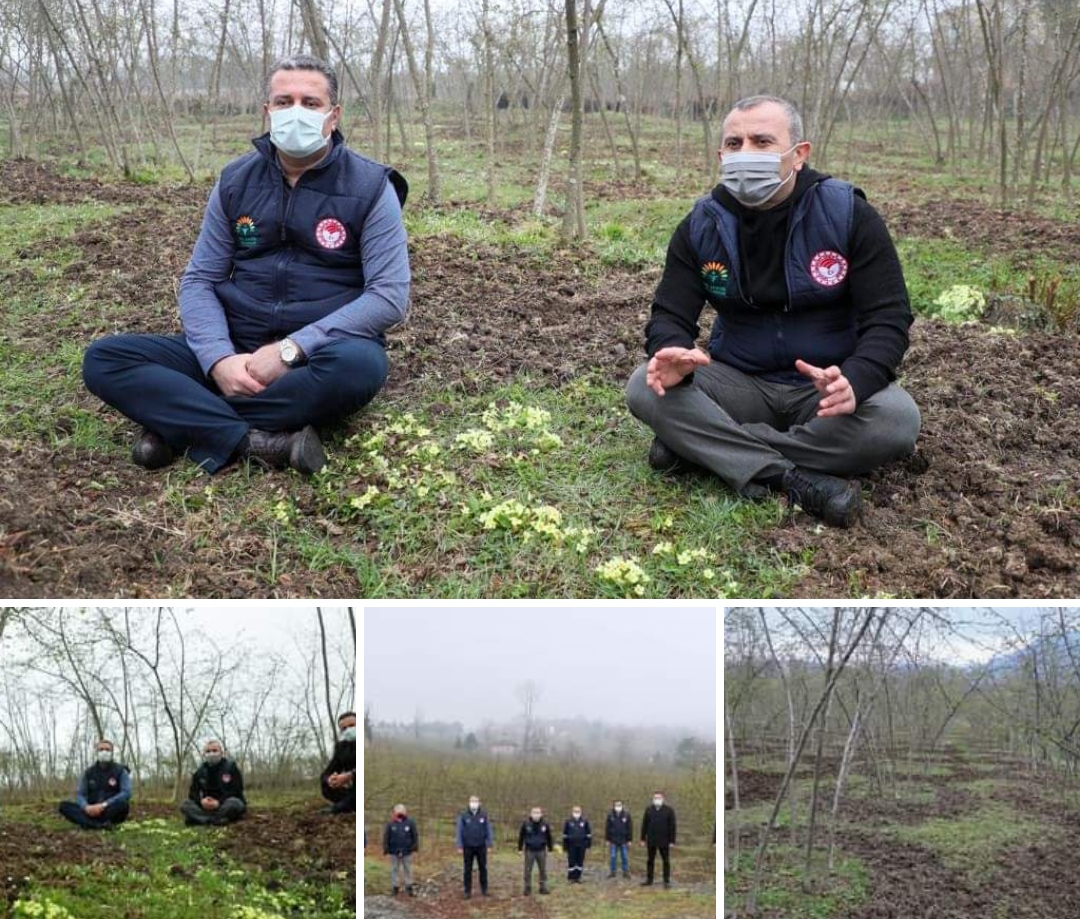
247, 342, 294, 387
645, 347, 711, 396
85, 803, 104, 817
201, 796, 220, 811
211, 354, 266, 397
795, 359, 856, 417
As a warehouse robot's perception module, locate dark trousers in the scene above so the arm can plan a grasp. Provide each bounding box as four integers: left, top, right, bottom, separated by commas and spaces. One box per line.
180, 796, 246, 825
523, 847, 548, 893
462, 845, 488, 894
566, 844, 586, 881
322, 783, 356, 814
58, 799, 129, 829
646, 843, 671, 883
83, 333, 389, 472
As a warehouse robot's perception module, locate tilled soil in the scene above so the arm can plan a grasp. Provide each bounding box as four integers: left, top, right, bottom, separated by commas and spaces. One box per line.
2, 158, 1078, 598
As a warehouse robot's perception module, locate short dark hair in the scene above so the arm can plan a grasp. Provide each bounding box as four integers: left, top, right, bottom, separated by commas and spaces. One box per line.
265, 54, 339, 106
338, 711, 356, 723
97, 739, 114, 750
727, 94, 804, 145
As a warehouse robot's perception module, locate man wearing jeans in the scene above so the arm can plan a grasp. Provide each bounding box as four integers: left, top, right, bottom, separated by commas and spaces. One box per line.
625, 95, 919, 527
383, 804, 418, 896
83, 54, 409, 475
604, 799, 632, 878
455, 794, 494, 898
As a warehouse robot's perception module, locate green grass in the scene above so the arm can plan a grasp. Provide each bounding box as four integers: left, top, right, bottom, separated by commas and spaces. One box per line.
724, 845, 870, 919
7, 810, 350, 919
889, 803, 1056, 877
282, 377, 805, 597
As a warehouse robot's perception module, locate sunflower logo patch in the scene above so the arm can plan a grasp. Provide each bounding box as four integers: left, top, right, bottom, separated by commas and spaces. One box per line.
234, 215, 259, 248
701, 260, 729, 298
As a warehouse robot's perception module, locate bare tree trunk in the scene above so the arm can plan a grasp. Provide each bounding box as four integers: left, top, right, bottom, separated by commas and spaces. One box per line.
316, 608, 337, 738
393, 0, 440, 201
561, 0, 586, 239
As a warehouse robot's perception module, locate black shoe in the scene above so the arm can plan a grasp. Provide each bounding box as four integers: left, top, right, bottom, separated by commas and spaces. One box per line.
463, 892, 471, 900
523, 888, 531, 896
406, 886, 416, 897
608, 871, 616, 879
132, 428, 174, 469
245, 425, 326, 474
781, 467, 862, 528
622, 871, 631, 879
392, 887, 399, 896
539, 888, 550, 895
647, 437, 692, 474
641, 880, 653, 887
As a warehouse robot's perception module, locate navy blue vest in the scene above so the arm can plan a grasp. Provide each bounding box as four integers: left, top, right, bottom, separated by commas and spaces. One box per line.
689, 178, 858, 382
214, 131, 407, 351
83, 762, 125, 805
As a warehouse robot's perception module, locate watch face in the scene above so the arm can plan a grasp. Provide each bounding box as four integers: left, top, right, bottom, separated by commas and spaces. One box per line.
280, 340, 297, 363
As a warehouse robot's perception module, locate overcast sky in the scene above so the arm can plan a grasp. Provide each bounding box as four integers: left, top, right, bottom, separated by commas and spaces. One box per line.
364, 607, 716, 735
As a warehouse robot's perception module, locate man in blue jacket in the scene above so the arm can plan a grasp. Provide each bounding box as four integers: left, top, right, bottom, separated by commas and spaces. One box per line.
58, 739, 131, 829
625, 95, 919, 527
455, 794, 494, 899
604, 799, 633, 878
562, 805, 592, 883
83, 54, 409, 476
383, 803, 419, 896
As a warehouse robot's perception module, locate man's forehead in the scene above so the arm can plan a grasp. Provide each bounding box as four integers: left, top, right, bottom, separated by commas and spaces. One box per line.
268, 69, 331, 99
723, 104, 789, 140
340, 714, 357, 725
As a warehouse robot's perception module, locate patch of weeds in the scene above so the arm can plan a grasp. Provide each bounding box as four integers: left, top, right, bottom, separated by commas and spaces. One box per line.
724, 844, 870, 919
269, 376, 802, 597
890, 803, 1056, 878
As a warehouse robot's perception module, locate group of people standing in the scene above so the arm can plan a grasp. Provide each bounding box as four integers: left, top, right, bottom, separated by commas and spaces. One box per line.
55, 712, 356, 829
372, 792, 680, 899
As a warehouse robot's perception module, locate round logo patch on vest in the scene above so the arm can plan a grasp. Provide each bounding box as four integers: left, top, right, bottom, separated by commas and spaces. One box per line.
234, 215, 259, 249
222, 774, 232, 783
315, 217, 348, 249
108, 777, 117, 787
809, 250, 848, 287
701, 260, 729, 298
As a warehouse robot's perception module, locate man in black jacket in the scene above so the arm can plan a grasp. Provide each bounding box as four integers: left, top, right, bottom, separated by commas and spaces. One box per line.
180, 739, 247, 826
639, 791, 676, 888
517, 806, 553, 895
321, 712, 356, 814
604, 799, 633, 879
58, 739, 132, 830
562, 805, 592, 883
383, 804, 419, 896
625, 94, 920, 528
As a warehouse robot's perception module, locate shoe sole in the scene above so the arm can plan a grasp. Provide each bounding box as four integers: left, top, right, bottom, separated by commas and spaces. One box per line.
290, 425, 327, 474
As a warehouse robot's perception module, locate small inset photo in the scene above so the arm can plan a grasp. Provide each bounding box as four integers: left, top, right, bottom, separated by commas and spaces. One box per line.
0, 607, 356, 919
724, 607, 1080, 919
363, 605, 717, 917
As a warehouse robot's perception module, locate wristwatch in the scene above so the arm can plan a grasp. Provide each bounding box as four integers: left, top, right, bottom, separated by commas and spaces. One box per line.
279, 338, 303, 366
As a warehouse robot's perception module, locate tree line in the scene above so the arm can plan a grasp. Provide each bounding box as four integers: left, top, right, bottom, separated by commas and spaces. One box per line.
2, 0, 1078, 209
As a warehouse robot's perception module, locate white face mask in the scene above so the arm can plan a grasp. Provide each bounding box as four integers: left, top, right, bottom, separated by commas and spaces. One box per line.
572, 811, 582, 820
653, 798, 664, 808
97, 750, 113, 764
469, 800, 480, 812
720, 146, 798, 207
205, 751, 223, 766
530, 811, 542, 821
269, 104, 332, 159
341, 727, 357, 742
614, 805, 623, 813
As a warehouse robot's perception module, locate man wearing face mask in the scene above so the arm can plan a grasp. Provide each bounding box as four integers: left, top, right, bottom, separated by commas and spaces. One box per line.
604, 799, 632, 879
83, 54, 409, 476
58, 740, 132, 830
455, 794, 494, 899
517, 805, 553, 895
639, 792, 676, 888
180, 740, 247, 826
383, 803, 419, 896
562, 804, 592, 883
321, 711, 357, 814
626, 95, 920, 528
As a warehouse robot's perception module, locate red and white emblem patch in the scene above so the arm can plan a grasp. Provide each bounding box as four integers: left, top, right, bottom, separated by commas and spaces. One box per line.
315, 217, 347, 249
108, 777, 117, 786
222, 774, 232, 783
809, 250, 848, 287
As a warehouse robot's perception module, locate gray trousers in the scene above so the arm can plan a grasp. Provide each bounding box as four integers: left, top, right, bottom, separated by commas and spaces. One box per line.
524, 848, 548, 892
390, 852, 413, 888
180, 796, 246, 825
625, 361, 920, 492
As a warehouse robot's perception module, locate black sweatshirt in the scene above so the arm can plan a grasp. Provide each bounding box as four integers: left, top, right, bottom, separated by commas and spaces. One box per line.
644, 167, 913, 403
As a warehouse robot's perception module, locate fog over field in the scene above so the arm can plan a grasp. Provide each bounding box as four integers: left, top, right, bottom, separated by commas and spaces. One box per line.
365, 606, 716, 736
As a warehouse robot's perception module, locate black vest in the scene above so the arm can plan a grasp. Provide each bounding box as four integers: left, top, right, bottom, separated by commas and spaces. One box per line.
213, 131, 407, 351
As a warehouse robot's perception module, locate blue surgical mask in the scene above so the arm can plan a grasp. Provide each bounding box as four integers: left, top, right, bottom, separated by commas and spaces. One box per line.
269, 105, 332, 159
341, 727, 357, 742
720, 146, 798, 207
